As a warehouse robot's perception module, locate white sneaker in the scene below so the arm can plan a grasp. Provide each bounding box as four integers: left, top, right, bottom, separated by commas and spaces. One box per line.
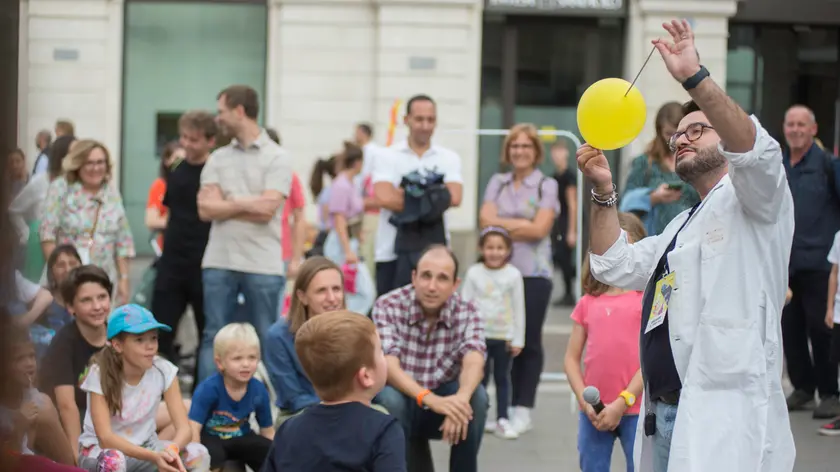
494, 418, 519, 439
512, 407, 533, 434
484, 419, 497, 433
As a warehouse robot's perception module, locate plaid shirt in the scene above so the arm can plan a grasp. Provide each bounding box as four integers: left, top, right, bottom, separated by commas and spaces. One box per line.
372, 285, 486, 390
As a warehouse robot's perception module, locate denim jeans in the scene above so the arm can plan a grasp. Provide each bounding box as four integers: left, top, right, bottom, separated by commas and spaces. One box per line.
577, 412, 637, 472
199, 268, 285, 382
652, 401, 678, 472
483, 339, 512, 420
375, 381, 489, 472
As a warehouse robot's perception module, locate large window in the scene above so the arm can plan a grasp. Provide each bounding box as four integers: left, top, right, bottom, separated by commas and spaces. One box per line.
727, 23, 839, 151
121, 1, 268, 255
478, 14, 624, 205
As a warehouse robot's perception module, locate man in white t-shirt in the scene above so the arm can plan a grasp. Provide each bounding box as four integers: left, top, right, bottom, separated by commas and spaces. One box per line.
371, 95, 463, 296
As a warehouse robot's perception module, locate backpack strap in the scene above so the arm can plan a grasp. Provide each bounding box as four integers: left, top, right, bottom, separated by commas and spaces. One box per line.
495, 175, 549, 200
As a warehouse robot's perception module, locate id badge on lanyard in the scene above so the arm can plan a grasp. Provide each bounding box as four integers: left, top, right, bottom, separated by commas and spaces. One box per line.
77, 199, 103, 265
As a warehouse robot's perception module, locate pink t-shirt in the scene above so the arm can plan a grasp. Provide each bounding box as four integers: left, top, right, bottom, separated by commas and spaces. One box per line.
328, 174, 364, 228
571, 291, 643, 415
282, 173, 306, 261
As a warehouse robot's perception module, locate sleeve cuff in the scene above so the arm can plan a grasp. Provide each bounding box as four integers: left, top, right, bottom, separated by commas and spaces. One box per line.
717, 115, 770, 168
589, 230, 629, 274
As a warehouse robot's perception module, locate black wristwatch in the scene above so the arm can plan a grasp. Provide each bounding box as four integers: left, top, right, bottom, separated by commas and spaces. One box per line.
682, 66, 710, 91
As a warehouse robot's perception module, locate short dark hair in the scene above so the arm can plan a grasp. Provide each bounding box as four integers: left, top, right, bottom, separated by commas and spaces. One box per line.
682, 100, 701, 116
61, 265, 112, 305
417, 244, 460, 279
266, 128, 281, 145
218, 85, 259, 120
406, 94, 435, 115
356, 123, 373, 138
179, 110, 217, 140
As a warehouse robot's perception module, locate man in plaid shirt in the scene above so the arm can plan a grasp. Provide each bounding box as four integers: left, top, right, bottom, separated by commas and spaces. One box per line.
373, 245, 488, 472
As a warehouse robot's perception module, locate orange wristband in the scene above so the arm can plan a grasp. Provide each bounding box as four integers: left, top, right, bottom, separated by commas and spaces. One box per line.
416, 389, 431, 408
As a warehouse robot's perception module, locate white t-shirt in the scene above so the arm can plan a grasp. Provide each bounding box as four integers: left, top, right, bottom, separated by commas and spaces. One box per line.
827, 231, 840, 323
371, 140, 463, 262
78, 357, 178, 449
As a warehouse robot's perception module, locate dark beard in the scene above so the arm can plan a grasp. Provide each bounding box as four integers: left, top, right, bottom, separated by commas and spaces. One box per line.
675, 146, 727, 185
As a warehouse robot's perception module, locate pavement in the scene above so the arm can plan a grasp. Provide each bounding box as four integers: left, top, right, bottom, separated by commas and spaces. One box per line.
129, 258, 840, 471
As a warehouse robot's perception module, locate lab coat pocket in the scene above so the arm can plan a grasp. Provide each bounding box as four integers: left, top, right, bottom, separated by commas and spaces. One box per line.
692, 318, 764, 393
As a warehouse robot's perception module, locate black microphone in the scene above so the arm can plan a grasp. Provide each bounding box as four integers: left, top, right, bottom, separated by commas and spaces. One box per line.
583, 386, 606, 414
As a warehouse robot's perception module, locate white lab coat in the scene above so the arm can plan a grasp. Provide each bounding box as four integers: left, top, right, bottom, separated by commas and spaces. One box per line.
590, 116, 796, 472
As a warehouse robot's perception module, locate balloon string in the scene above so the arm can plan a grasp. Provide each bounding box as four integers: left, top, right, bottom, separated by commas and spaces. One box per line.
625, 46, 657, 97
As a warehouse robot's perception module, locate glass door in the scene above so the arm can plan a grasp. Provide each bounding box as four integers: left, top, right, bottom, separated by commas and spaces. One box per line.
121, 1, 268, 255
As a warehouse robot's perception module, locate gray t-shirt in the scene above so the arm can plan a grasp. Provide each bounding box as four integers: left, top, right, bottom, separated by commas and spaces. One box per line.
200, 131, 292, 275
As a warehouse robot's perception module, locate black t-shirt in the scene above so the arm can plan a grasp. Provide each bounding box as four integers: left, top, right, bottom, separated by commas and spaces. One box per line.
640, 204, 700, 400
263, 402, 406, 472
39, 321, 105, 420
160, 159, 211, 269
553, 169, 577, 232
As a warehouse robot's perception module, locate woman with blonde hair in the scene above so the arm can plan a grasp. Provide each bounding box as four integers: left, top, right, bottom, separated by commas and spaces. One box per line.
39, 140, 135, 303
479, 122, 559, 434
262, 257, 346, 424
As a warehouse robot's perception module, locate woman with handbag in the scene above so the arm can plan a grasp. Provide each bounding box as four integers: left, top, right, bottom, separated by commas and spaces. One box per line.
39, 140, 135, 304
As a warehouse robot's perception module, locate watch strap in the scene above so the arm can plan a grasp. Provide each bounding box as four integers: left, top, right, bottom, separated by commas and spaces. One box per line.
682, 65, 710, 91
619, 390, 636, 406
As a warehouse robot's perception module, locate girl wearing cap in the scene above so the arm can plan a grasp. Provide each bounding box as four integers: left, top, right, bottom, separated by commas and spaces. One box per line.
76, 304, 210, 472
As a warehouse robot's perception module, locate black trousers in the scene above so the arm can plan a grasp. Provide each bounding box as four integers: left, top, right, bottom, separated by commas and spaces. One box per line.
394, 252, 422, 289
376, 260, 398, 297
782, 270, 839, 398
151, 263, 205, 374
552, 220, 576, 296
511, 277, 553, 408
201, 431, 271, 471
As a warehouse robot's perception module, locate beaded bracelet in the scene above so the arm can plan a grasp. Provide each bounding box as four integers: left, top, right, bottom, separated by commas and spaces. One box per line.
591, 184, 619, 207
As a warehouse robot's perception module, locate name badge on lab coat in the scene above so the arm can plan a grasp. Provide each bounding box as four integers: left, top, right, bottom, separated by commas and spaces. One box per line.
645, 272, 676, 334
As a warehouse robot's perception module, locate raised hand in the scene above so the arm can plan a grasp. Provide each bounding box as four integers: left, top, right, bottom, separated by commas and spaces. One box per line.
652, 19, 701, 82
576, 144, 613, 192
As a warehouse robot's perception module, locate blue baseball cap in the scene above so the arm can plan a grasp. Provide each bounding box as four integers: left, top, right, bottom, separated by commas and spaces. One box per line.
107, 304, 172, 340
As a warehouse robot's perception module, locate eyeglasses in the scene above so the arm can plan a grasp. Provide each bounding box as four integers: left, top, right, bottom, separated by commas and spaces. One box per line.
669, 123, 715, 152
83, 159, 108, 169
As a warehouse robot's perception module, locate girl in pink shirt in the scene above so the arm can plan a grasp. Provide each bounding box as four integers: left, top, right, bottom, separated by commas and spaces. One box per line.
564, 213, 647, 472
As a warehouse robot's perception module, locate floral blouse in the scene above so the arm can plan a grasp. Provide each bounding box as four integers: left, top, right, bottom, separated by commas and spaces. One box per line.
39, 178, 135, 282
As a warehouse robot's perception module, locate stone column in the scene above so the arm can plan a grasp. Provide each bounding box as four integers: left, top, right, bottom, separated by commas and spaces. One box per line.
19, 0, 124, 178
620, 0, 738, 181
266, 0, 484, 232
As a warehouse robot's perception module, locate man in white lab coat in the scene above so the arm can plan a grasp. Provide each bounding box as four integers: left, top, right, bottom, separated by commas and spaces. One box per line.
577, 20, 796, 472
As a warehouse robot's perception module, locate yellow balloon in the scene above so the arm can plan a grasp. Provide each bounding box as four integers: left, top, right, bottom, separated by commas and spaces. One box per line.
577, 78, 646, 151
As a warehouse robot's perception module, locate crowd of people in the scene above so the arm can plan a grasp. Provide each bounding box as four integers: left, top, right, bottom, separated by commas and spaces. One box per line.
1, 18, 838, 472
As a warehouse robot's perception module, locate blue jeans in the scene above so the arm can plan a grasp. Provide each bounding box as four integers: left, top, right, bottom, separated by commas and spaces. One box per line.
652, 401, 678, 472
577, 412, 637, 472
199, 269, 285, 382
375, 381, 488, 472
